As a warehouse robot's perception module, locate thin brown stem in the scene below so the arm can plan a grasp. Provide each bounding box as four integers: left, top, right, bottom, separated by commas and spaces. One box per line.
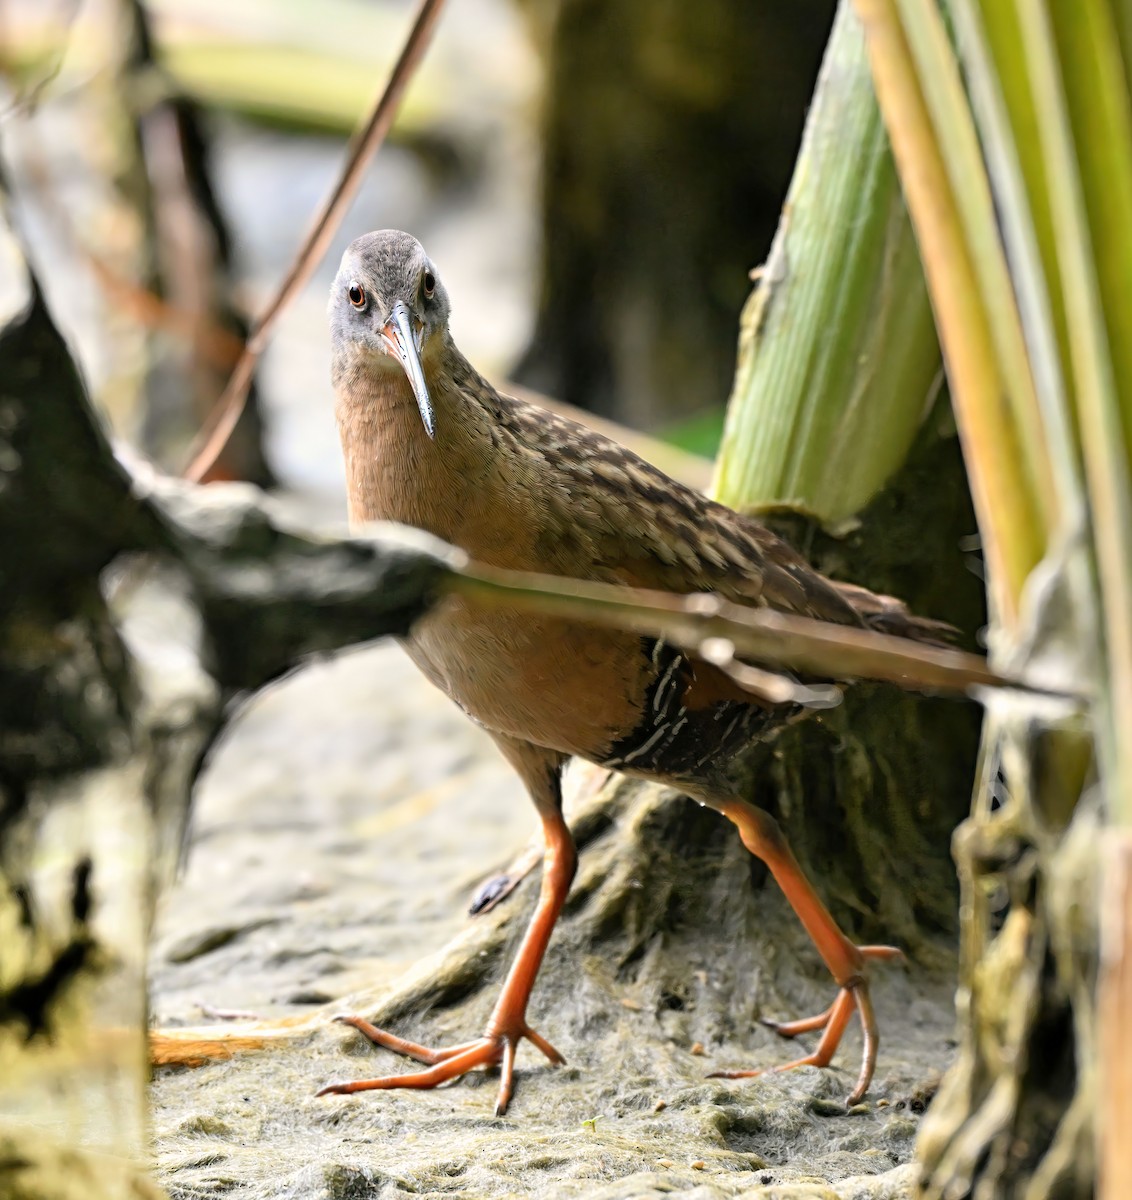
181, 0, 448, 483
447, 563, 1073, 701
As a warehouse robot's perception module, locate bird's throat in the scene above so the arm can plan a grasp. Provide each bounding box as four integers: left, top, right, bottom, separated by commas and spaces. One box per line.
334, 349, 499, 555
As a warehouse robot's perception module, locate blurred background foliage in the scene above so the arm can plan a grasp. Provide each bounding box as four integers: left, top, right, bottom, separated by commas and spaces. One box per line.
0, 0, 836, 496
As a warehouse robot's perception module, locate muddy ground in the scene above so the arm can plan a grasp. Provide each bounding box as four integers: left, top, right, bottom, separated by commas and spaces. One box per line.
148, 642, 956, 1200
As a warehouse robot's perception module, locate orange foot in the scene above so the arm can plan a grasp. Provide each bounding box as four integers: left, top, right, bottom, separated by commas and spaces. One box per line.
708, 944, 902, 1106
316, 1015, 565, 1115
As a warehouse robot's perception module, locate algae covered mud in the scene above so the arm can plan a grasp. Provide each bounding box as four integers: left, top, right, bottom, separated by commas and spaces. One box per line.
150, 643, 952, 1200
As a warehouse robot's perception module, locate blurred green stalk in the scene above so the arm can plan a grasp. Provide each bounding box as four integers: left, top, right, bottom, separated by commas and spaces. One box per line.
712, 1, 940, 526
0, 30, 436, 138
1034, 0, 1132, 818
849, 0, 1132, 1193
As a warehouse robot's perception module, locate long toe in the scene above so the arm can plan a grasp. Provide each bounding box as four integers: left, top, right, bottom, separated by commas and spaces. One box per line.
330, 1014, 472, 1066
846, 982, 879, 1105
759, 1003, 836, 1039
317, 1039, 501, 1097
709, 986, 859, 1088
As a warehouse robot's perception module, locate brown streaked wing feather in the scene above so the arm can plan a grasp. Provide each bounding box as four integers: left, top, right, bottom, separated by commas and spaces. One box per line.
493, 391, 865, 627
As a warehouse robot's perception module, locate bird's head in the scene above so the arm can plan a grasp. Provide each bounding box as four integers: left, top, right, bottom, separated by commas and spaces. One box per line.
329, 230, 452, 438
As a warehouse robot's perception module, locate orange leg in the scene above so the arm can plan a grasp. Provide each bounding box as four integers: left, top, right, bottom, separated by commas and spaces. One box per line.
710, 797, 902, 1104
319, 740, 575, 1115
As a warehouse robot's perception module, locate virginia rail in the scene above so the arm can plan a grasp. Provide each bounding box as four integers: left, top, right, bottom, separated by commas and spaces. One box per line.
319, 229, 938, 1114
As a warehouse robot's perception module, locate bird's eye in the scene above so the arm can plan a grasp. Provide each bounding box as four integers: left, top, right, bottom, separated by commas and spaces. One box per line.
347, 283, 366, 308
422, 271, 436, 298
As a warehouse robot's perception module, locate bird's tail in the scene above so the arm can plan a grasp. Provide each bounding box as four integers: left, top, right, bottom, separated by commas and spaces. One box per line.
832, 580, 958, 646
